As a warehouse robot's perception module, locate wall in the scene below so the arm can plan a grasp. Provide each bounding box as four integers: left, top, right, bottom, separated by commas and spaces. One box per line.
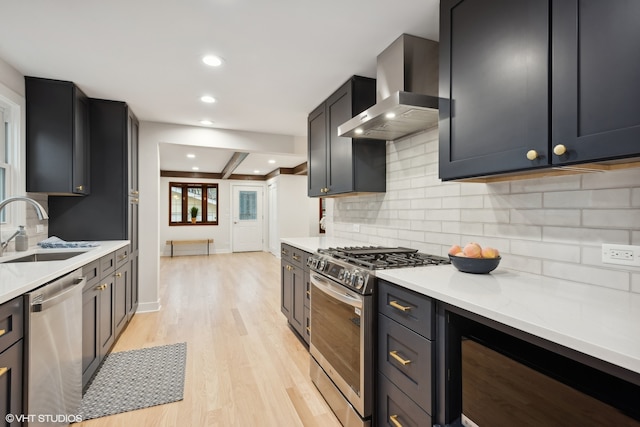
329, 127, 640, 294
160, 176, 267, 255
0, 57, 49, 249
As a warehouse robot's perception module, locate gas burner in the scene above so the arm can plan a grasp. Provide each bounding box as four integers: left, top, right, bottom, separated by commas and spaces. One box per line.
317, 246, 450, 270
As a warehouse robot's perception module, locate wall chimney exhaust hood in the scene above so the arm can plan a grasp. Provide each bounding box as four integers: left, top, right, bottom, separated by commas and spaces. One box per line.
338, 34, 439, 141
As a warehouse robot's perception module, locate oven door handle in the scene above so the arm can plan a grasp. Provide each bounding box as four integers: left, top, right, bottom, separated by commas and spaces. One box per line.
311, 274, 363, 309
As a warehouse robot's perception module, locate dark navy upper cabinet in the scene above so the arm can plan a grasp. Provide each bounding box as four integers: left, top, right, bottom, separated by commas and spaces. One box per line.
307, 76, 386, 197
26, 77, 90, 195
439, 0, 640, 181
551, 0, 640, 165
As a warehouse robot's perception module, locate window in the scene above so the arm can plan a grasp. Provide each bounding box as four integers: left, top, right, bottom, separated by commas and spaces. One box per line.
0, 100, 13, 224
169, 182, 218, 225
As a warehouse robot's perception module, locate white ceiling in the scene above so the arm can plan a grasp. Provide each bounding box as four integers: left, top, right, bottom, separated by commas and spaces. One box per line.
0, 0, 440, 176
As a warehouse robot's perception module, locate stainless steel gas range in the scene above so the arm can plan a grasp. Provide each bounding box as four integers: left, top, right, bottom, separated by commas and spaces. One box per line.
307, 246, 449, 427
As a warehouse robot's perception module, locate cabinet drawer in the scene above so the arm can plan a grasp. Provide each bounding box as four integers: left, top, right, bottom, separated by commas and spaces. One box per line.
83, 260, 100, 288
377, 373, 431, 427
100, 253, 116, 277
378, 280, 433, 339
0, 297, 24, 354
281, 244, 307, 268
115, 246, 129, 270
378, 314, 432, 413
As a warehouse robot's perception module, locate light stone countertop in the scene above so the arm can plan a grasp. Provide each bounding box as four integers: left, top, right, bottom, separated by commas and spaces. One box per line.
0, 240, 129, 304
281, 236, 640, 376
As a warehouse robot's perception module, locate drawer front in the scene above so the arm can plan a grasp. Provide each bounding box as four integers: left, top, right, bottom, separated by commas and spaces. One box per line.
377, 373, 431, 427
0, 296, 24, 353
83, 260, 100, 288
100, 253, 116, 277
378, 314, 432, 412
281, 244, 293, 262
378, 280, 433, 339
115, 246, 130, 270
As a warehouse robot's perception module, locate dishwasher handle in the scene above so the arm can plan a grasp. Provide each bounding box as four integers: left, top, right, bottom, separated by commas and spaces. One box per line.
31, 277, 85, 313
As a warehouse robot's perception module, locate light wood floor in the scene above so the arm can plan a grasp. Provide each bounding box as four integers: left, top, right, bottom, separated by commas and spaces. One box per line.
78, 252, 341, 427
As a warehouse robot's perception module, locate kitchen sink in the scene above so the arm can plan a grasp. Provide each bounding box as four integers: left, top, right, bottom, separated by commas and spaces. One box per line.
1, 251, 86, 263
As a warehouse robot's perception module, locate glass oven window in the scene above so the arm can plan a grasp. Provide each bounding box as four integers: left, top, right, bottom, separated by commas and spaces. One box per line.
311, 284, 361, 395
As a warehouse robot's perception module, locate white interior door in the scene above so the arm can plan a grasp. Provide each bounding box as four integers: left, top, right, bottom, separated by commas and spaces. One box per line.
268, 183, 278, 256
232, 185, 264, 252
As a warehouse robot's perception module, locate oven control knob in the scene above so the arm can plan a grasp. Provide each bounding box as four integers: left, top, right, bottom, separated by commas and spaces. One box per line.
318, 259, 326, 271
343, 271, 351, 284
351, 271, 362, 288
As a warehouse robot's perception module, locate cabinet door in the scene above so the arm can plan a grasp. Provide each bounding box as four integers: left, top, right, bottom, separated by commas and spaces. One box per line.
308, 103, 328, 197
25, 77, 90, 195
281, 260, 293, 318
439, 0, 549, 180
0, 341, 23, 426
114, 264, 131, 338
128, 256, 139, 320
326, 83, 355, 195
290, 265, 305, 336
552, 0, 640, 164
99, 275, 116, 358
82, 284, 100, 388
73, 87, 90, 194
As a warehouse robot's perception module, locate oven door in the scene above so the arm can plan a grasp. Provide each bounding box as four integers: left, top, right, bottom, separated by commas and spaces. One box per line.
309, 272, 372, 418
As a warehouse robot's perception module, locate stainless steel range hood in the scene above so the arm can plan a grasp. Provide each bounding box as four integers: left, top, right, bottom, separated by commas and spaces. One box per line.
338, 34, 439, 141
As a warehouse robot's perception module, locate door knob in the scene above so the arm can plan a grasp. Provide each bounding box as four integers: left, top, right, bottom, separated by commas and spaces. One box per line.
553, 144, 567, 156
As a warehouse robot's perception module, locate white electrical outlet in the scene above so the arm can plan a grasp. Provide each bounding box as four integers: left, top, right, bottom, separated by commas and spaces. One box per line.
36, 224, 44, 233
352, 223, 360, 232
602, 244, 640, 266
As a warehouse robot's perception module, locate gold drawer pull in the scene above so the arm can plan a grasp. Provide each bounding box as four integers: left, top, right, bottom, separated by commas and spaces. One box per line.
0, 329, 6, 337
389, 414, 403, 427
306, 327, 311, 333
306, 290, 311, 296
389, 350, 411, 366
389, 300, 411, 312
115, 272, 122, 278
119, 253, 127, 260
95, 284, 107, 291
292, 255, 300, 261
75, 185, 84, 191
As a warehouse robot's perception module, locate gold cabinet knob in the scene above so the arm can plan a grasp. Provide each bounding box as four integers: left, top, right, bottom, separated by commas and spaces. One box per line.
76, 185, 84, 191
526, 150, 538, 160
553, 144, 567, 156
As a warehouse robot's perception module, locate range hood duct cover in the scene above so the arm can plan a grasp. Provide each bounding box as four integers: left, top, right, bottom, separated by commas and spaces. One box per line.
338, 34, 440, 141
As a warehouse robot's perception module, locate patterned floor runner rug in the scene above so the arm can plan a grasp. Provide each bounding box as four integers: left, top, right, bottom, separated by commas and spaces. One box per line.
79, 342, 187, 420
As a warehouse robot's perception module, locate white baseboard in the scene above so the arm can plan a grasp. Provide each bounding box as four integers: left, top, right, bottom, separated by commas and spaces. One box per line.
136, 300, 162, 313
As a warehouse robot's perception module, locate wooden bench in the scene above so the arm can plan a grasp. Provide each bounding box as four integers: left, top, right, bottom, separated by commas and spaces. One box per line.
166, 239, 214, 257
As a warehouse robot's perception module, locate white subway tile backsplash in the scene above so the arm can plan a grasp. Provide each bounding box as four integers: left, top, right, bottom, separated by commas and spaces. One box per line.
510, 209, 581, 226
510, 174, 582, 193
511, 240, 580, 263
483, 223, 542, 241
583, 209, 640, 229
581, 168, 640, 189
485, 193, 543, 209
544, 189, 630, 208
542, 226, 629, 245
632, 273, 640, 294
542, 260, 629, 291
460, 208, 509, 223
331, 135, 640, 295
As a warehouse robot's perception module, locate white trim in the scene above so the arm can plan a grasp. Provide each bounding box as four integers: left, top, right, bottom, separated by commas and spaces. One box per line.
135, 301, 162, 313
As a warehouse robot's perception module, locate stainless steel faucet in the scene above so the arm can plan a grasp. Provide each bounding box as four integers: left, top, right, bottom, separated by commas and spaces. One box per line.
0, 196, 49, 256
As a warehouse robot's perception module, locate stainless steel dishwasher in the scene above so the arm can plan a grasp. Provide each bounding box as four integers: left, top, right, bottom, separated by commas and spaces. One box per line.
25, 268, 85, 426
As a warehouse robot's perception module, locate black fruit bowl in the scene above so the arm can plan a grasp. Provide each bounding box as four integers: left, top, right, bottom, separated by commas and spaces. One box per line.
448, 254, 501, 274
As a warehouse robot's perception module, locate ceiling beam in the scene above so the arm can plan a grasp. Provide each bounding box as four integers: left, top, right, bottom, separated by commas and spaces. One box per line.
221, 152, 249, 179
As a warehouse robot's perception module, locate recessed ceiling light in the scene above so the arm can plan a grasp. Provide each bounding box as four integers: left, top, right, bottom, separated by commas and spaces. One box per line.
192, 166, 199, 171
200, 95, 216, 103
200, 120, 213, 126
268, 159, 276, 164
202, 55, 223, 67
385, 112, 396, 119
254, 170, 260, 174
355, 128, 364, 135
187, 153, 196, 158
